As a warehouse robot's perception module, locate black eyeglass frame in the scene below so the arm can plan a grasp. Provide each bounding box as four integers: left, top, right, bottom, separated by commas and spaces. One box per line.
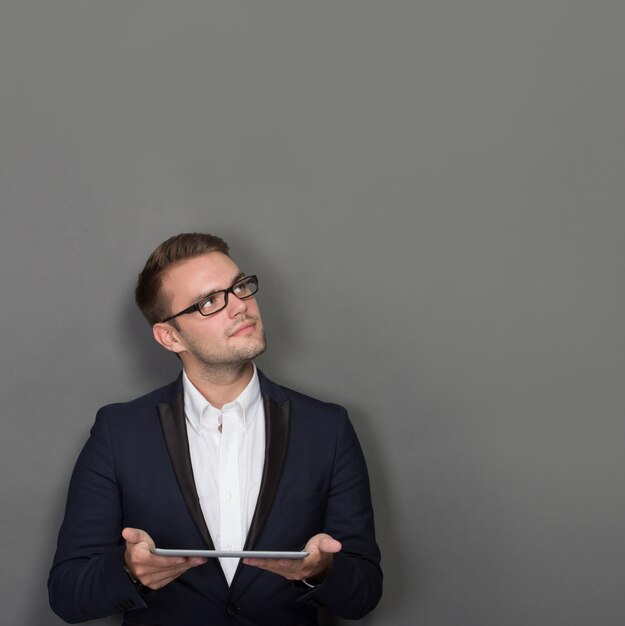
161, 275, 259, 323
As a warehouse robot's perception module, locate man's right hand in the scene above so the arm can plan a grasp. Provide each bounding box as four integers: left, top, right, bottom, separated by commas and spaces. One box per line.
122, 527, 207, 590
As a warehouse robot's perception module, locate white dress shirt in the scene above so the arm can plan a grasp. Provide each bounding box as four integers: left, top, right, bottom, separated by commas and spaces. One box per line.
183, 365, 265, 584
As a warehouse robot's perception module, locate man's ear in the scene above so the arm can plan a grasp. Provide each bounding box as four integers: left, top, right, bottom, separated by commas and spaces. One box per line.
152, 322, 185, 354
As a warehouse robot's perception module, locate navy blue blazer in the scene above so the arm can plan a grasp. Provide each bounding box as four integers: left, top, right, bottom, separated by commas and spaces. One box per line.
49, 371, 382, 625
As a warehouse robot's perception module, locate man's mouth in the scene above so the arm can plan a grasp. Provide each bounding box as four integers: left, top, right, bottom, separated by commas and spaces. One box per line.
229, 321, 256, 337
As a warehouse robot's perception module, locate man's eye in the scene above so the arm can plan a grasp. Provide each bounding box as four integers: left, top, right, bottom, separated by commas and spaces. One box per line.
233, 283, 248, 295
199, 297, 217, 311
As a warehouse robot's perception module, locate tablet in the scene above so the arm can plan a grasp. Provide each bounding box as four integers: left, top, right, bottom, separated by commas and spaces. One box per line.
151, 548, 308, 559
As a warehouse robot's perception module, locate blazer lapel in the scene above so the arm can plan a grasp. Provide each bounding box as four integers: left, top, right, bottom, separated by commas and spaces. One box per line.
157, 387, 215, 550
243, 393, 291, 550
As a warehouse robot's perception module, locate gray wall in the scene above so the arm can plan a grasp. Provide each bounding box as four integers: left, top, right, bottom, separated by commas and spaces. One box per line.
1, 2, 624, 625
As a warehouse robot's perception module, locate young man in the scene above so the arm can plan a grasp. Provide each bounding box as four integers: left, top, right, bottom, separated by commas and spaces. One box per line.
49, 233, 382, 626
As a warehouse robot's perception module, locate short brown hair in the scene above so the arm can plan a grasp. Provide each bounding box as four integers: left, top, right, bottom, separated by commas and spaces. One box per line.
135, 233, 230, 325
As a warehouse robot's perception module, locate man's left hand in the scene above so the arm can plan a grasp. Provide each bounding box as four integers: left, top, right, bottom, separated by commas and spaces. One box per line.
243, 533, 341, 582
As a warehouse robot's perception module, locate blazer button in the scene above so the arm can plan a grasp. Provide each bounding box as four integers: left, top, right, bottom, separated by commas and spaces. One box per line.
226, 603, 239, 616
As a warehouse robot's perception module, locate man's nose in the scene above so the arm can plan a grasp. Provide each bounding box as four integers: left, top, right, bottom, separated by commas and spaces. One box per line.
226, 293, 247, 316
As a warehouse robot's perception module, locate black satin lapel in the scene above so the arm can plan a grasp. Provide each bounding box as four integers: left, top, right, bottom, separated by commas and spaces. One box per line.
242, 395, 291, 551
157, 392, 214, 549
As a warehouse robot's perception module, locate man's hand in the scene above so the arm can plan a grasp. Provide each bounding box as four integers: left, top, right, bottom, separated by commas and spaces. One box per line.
242, 533, 341, 582
122, 527, 207, 591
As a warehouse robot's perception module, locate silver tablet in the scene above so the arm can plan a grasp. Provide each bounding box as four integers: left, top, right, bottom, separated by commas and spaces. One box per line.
151, 548, 308, 559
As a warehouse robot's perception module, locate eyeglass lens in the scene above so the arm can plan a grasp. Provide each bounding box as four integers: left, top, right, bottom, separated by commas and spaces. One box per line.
197, 276, 258, 316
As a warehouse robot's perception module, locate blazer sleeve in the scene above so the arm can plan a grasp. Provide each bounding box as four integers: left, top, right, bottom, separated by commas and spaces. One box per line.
48, 409, 146, 623
298, 407, 383, 619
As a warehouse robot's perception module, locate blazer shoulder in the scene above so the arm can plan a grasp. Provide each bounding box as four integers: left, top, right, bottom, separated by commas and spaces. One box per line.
259, 370, 348, 424
94, 377, 181, 425
281, 384, 344, 413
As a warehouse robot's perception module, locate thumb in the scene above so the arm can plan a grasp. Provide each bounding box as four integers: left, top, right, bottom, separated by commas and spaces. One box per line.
309, 533, 342, 555
122, 527, 155, 549
318, 536, 342, 554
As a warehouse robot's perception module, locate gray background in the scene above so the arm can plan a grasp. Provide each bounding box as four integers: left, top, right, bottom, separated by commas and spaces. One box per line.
1, 1, 624, 625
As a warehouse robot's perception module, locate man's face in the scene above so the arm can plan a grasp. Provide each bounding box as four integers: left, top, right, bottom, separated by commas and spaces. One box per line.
156, 252, 266, 371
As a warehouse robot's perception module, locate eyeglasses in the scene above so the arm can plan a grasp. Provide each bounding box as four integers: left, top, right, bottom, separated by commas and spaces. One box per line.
161, 275, 259, 323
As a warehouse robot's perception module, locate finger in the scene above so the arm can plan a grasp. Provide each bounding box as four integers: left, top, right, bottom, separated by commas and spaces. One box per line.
122, 527, 155, 549
317, 536, 342, 554
242, 559, 303, 580
243, 557, 294, 569
135, 554, 206, 572
305, 533, 342, 553
140, 571, 179, 590
133, 557, 207, 588
147, 558, 207, 583
146, 565, 187, 587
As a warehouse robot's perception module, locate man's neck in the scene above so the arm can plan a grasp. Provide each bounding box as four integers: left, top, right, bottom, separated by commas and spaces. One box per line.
183, 361, 254, 409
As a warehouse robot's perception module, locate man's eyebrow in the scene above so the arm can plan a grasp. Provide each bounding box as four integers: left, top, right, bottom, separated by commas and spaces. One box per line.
194, 272, 246, 302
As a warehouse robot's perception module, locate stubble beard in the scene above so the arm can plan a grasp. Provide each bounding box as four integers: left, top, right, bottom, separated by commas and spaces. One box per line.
181, 325, 267, 379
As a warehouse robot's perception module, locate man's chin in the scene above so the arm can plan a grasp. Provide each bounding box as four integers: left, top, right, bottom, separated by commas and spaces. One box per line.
247, 338, 267, 360
230, 336, 266, 362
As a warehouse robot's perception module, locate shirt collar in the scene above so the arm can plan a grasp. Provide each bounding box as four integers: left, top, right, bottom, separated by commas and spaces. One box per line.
183, 364, 262, 434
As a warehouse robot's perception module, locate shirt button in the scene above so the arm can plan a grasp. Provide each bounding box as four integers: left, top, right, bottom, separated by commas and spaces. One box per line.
225, 492, 232, 501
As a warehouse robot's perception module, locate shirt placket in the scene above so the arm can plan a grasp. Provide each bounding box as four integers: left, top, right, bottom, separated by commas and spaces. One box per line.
218, 405, 243, 583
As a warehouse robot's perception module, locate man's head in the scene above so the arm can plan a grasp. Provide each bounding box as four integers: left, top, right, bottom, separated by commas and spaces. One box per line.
136, 233, 266, 376
136, 233, 230, 326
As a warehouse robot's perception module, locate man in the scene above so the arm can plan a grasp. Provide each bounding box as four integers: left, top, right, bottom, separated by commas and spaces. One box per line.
49, 233, 382, 625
